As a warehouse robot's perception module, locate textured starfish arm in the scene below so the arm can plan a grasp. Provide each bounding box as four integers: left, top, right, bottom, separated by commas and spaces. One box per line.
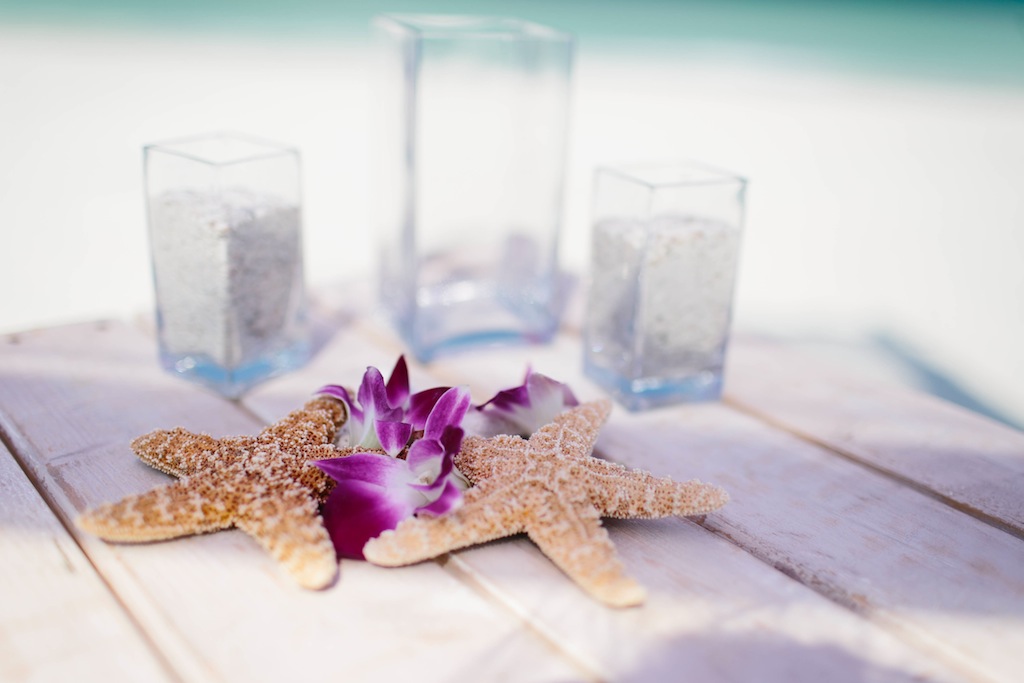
527, 400, 612, 460
454, 434, 528, 482
586, 460, 729, 519
261, 396, 346, 446
236, 489, 337, 590
364, 486, 526, 566
76, 477, 234, 542
130, 428, 224, 477
526, 495, 646, 608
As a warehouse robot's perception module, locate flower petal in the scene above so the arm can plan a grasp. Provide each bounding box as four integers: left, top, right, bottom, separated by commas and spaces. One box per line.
314, 452, 407, 487
407, 386, 449, 429
518, 372, 580, 431
357, 366, 391, 418
415, 478, 464, 517
483, 381, 531, 412
467, 369, 578, 438
410, 453, 453, 494
316, 384, 348, 401
424, 386, 471, 440
321, 479, 421, 559
316, 384, 363, 424
439, 424, 465, 459
374, 420, 413, 456
459, 407, 511, 439
527, 369, 579, 409
406, 437, 444, 471
385, 355, 410, 408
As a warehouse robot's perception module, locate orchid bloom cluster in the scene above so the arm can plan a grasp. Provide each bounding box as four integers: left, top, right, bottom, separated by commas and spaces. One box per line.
313, 357, 578, 559
462, 368, 579, 439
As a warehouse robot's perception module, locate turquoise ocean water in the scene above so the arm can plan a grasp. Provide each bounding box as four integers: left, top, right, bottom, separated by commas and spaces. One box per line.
1, 0, 1022, 87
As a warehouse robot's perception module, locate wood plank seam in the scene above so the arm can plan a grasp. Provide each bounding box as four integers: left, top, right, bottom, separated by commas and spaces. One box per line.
3, 325, 593, 682
722, 394, 1024, 542
119, 312, 1018, 681
439, 553, 609, 683
585, 411, 1007, 682
588, 400, 1022, 683
695, 514, 996, 683
385, 348, 988, 680
0, 407, 187, 683
668, 455, 1006, 683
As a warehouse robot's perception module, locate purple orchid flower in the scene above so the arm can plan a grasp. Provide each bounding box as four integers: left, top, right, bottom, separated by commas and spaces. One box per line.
463, 368, 579, 438
314, 386, 472, 559
317, 356, 447, 456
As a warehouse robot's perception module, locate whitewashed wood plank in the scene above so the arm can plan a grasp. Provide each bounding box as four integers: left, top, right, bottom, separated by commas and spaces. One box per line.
0, 440, 174, 682
724, 335, 1024, 535
271, 317, 975, 683
420, 332, 1024, 683
442, 519, 969, 683
0, 322, 591, 683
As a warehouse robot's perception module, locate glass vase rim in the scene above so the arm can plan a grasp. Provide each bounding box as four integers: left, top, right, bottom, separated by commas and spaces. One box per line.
144, 132, 299, 167
596, 160, 747, 189
374, 13, 572, 43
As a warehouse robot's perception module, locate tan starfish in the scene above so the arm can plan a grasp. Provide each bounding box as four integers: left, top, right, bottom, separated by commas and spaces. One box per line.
76, 396, 347, 589
364, 399, 729, 607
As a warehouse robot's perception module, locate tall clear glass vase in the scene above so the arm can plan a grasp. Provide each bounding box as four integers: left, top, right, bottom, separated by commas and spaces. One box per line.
374, 15, 574, 361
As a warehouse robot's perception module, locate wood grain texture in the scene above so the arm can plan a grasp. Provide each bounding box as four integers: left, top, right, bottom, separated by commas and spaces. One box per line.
725, 336, 1024, 535
424, 333, 1024, 683
0, 323, 589, 683
0, 440, 173, 682
5, 312, 1023, 682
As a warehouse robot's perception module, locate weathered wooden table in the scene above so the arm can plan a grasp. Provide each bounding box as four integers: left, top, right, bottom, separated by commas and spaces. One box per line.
2, 303, 1023, 683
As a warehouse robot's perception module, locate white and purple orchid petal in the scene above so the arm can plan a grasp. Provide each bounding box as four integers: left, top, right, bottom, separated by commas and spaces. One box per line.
357, 366, 392, 417
516, 372, 580, 432
424, 386, 472, 440
450, 464, 471, 491
407, 386, 449, 429
468, 369, 579, 438
351, 426, 380, 451
315, 384, 348, 401
439, 424, 464, 460
376, 404, 406, 425
459, 408, 511, 439
384, 355, 411, 408
406, 436, 444, 470
527, 370, 579, 409
316, 384, 364, 424
374, 419, 413, 456
314, 452, 407, 487
410, 452, 454, 494
415, 478, 464, 518
482, 381, 531, 412
321, 478, 422, 559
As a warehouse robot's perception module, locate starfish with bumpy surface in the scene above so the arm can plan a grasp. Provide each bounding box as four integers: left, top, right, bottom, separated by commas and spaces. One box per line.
364, 399, 729, 607
77, 396, 348, 589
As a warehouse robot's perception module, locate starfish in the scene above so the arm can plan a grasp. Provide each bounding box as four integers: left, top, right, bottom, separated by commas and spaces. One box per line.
364, 399, 729, 607
76, 396, 348, 589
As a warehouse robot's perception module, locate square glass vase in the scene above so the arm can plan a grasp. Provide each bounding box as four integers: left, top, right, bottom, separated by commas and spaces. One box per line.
374, 15, 574, 361
143, 133, 310, 398
584, 162, 747, 410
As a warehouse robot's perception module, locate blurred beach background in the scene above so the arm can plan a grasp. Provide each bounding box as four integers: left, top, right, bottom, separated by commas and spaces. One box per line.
1, 0, 1022, 427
